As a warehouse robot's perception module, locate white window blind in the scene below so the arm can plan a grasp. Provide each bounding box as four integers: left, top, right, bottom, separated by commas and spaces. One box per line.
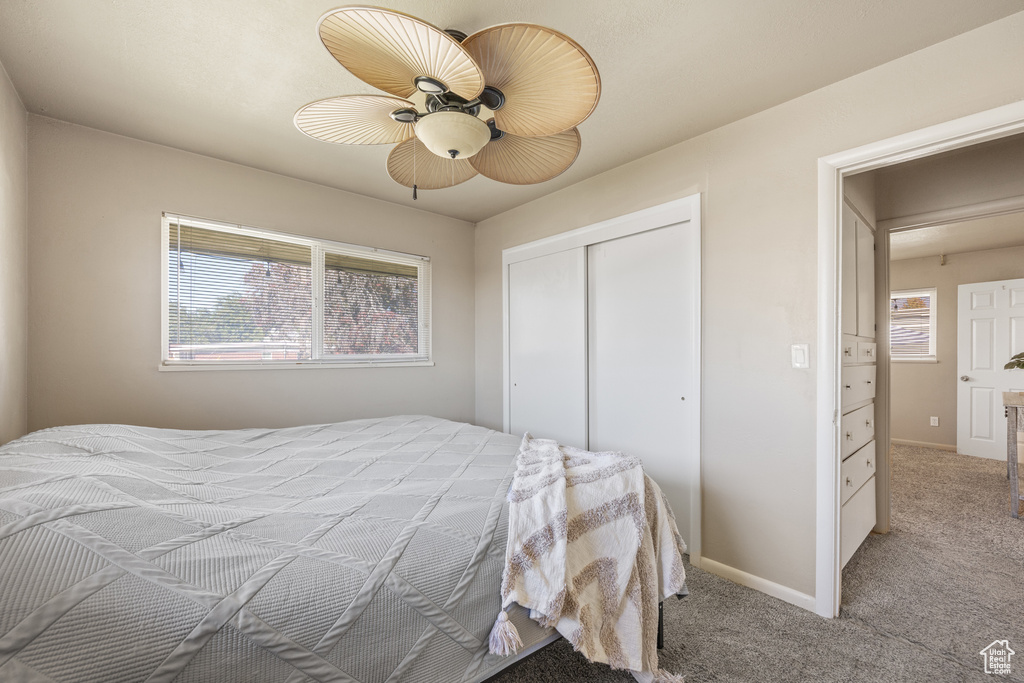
163, 214, 431, 368
323, 251, 425, 358
890, 288, 936, 359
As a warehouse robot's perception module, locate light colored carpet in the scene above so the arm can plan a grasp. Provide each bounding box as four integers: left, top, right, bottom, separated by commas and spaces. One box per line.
490, 444, 1024, 682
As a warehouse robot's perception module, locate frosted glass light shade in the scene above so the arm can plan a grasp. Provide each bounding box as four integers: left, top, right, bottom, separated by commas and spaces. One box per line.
414, 111, 491, 159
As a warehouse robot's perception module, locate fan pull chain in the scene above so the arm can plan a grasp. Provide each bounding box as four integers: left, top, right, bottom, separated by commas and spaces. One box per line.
412, 141, 418, 200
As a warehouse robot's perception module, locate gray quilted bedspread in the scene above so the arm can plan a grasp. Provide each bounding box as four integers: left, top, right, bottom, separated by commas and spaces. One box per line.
0, 415, 544, 682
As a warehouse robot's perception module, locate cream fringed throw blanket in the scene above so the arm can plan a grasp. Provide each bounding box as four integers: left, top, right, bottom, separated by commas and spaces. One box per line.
489, 435, 688, 683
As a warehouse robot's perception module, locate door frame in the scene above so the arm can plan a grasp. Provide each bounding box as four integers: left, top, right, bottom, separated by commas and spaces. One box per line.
815, 100, 1024, 618
501, 195, 703, 564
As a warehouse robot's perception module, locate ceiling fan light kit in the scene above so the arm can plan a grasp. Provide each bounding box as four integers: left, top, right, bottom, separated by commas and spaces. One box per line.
414, 111, 491, 159
295, 5, 601, 196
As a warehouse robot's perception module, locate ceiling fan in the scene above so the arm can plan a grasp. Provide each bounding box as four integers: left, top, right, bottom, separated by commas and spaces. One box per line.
294, 6, 601, 198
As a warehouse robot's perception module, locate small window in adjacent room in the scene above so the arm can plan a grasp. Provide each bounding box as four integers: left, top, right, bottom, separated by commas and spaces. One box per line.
890, 288, 936, 362
162, 214, 431, 369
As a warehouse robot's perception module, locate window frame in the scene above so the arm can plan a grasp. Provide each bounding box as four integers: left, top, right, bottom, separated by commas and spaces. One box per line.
889, 287, 937, 363
160, 213, 432, 370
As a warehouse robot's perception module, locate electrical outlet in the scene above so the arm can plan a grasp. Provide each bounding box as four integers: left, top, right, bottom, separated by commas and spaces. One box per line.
930, 416, 939, 427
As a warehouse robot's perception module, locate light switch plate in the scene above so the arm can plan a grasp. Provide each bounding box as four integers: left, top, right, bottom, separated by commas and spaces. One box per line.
930, 416, 939, 427
791, 344, 810, 369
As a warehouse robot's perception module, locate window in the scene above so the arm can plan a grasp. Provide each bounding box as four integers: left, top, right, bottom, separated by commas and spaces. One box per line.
162, 214, 430, 368
890, 288, 936, 361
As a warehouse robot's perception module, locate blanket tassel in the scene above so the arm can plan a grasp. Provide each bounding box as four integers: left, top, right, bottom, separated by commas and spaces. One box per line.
488, 610, 522, 656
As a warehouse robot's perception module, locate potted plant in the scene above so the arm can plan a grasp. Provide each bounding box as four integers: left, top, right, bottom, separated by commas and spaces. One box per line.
1006, 352, 1024, 370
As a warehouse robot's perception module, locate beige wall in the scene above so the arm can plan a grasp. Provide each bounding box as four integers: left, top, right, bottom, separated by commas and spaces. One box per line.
0, 60, 28, 444
890, 242, 1024, 446
27, 117, 475, 432
475, 14, 1024, 596
876, 133, 1024, 221
844, 172, 877, 227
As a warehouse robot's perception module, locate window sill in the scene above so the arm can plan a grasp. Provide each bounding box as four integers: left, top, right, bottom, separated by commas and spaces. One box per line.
160, 360, 435, 372
891, 356, 937, 364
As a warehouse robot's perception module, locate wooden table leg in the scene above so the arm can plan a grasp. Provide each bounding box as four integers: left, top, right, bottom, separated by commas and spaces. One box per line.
1010, 406, 1019, 519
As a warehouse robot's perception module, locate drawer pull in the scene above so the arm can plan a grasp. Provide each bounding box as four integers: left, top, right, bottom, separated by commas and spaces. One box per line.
846, 431, 853, 440
865, 348, 873, 356
866, 380, 872, 385
845, 384, 851, 390
846, 477, 853, 486
844, 347, 852, 356
866, 459, 872, 467
865, 420, 872, 428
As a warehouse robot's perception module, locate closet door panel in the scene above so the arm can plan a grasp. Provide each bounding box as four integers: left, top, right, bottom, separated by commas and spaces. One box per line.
508, 248, 587, 448
856, 220, 875, 338
587, 222, 693, 541
841, 203, 857, 336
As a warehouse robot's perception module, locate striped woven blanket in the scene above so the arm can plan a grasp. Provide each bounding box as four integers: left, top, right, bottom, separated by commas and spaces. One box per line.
489, 434, 687, 682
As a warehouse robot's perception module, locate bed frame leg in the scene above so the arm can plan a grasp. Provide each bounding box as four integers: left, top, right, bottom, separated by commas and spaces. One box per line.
657, 601, 664, 649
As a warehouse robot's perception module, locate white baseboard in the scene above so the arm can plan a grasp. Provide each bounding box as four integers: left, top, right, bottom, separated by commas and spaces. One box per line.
698, 557, 816, 613
965, 450, 1019, 462
890, 438, 956, 452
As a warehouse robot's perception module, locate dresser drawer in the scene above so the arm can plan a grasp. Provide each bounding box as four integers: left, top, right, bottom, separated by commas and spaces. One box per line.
842, 336, 857, 365
841, 364, 876, 409
840, 474, 876, 568
841, 405, 875, 459
841, 440, 876, 504
856, 341, 877, 364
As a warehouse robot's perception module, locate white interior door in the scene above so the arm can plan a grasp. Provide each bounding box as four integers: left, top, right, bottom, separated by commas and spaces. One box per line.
957, 278, 1024, 459
587, 222, 694, 546
508, 248, 587, 448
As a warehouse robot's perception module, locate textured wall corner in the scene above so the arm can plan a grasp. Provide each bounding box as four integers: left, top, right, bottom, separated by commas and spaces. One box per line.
0, 58, 28, 444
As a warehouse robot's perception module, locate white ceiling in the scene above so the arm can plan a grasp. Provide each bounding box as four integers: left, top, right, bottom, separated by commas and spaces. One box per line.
1, 1, 1021, 223
890, 212, 1024, 261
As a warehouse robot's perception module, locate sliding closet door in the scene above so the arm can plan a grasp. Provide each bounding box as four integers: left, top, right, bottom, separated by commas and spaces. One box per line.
508, 248, 587, 448
587, 222, 693, 542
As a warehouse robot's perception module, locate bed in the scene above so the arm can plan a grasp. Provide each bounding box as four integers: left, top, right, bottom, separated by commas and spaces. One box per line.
0, 415, 556, 682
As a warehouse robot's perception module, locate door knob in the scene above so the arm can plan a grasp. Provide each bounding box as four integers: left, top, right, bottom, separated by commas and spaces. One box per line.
960, 375, 970, 382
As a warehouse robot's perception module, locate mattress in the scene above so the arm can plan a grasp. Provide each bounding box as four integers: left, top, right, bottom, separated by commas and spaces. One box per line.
0, 415, 553, 682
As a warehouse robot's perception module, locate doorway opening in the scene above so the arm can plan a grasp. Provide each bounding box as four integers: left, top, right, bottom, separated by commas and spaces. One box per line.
816, 102, 1024, 618
887, 210, 1024, 459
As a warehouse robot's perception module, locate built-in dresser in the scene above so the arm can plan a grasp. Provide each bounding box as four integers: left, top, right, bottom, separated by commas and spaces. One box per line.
839, 199, 877, 567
